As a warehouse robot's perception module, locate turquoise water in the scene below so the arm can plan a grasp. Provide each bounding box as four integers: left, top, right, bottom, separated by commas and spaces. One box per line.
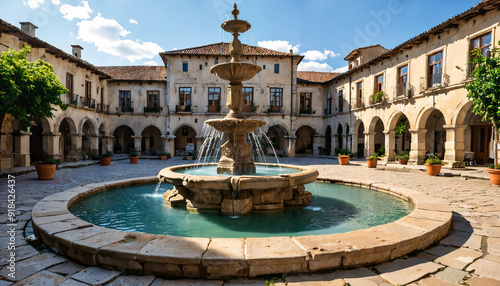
176, 165, 300, 176
70, 182, 414, 238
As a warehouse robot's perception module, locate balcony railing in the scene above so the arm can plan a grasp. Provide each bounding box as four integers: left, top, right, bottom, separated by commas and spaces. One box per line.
176, 104, 191, 113
144, 106, 162, 113
96, 103, 109, 113
266, 105, 283, 113
299, 107, 312, 115
420, 72, 449, 92
242, 105, 258, 113
68, 93, 79, 106
120, 106, 134, 113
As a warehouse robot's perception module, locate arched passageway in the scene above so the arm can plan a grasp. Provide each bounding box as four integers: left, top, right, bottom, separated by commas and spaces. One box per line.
295, 125, 314, 154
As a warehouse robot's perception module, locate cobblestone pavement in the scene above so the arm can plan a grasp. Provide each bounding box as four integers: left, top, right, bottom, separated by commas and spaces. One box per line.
0, 157, 499, 285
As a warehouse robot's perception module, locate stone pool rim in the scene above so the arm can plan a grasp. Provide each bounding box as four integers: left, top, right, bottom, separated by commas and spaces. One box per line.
32, 176, 452, 279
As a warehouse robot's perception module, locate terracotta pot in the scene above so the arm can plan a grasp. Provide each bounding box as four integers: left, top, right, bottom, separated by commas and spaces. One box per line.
160, 156, 167, 160
338, 156, 349, 165
367, 158, 378, 168
35, 164, 56, 180
487, 168, 500, 186
187, 156, 194, 160
100, 157, 111, 166
398, 159, 409, 165
426, 164, 442, 176
129, 156, 139, 164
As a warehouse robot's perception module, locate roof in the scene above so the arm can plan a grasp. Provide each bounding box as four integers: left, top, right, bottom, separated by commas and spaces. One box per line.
343, 44, 386, 61
328, 0, 500, 83
0, 19, 109, 78
98, 66, 166, 82
161, 42, 302, 58
297, 71, 340, 84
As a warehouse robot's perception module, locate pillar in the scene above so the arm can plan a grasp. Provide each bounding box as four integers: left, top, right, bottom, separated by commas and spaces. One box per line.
42, 131, 61, 160
286, 136, 296, 157
313, 135, 322, 155
384, 130, 396, 161
133, 136, 142, 152
162, 135, 176, 157
365, 132, 375, 157
107, 136, 115, 153
332, 134, 340, 155
409, 128, 427, 165
14, 131, 31, 167
443, 125, 466, 168
71, 133, 83, 161
351, 133, 358, 155
90, 134, 99, 157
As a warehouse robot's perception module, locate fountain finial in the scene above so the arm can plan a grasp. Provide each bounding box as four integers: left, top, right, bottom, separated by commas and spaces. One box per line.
231, 3, 239, 20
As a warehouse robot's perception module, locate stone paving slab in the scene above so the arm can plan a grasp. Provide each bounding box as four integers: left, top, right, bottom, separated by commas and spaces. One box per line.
160, 279, 223, 286
439, 232, 482, 250
466, 259, 500, 281
426, 245, 482, 269
375, 257, 444, 285
466, 276, 500, 286
71, 266, 120, 285
488, 237, 500, 256
0, 253, 66, 281
104, 274, 155, 286
434, 267, 468, 284
416, 276, 459, 286
47, 261, 85, 276
9, 270, 68, 286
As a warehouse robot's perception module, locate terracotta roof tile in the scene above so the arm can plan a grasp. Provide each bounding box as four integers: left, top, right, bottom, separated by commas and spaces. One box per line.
98, 66, 166, 81
161, 42, 299, 57
297, 71, 340, 83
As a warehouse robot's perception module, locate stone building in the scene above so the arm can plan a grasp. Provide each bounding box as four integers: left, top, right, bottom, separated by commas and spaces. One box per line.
0, 0, 499, 170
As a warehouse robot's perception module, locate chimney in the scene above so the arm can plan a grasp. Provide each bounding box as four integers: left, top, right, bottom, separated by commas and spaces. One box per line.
71, 45, 83, 58
289, 49, 294, 54
20, 22, 38, 37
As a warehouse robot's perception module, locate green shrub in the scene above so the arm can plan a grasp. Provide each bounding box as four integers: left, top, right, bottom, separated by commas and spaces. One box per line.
425, 156, 444, 165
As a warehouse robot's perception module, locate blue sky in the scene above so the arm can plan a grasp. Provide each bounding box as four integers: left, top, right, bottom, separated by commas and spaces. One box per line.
1, 0, 480, 72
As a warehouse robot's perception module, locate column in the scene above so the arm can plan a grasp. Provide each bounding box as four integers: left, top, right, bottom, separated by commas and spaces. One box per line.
313, 135, 322, 155
351, 133, 358, 155
90, 134, 99, 158
71, 133, 83, 161
365, 132, 375, 157
42, 131, 61, 159
14, 131, 31, 167
162, 135, 176, 157
332, 134, 340, 155
443, 124, 466, 168
409, 128, 427, 165
107, 136, 115, 153
384, 130, 395, 161
286, 136, 296, 157
133, 136, 142, 153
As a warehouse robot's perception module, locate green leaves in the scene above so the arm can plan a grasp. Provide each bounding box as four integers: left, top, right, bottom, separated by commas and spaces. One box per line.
0, 45, 67, 132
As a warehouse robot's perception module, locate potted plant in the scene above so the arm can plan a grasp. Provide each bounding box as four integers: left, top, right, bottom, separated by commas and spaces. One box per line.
159, 151, 168, 160
425, 156, 444, 176
466, 45, 500, 186
100, 150, 113, 166
129, 149, 140, 164
395, 151, 410, 165
366, 153, 379, 168
338, 149, 350, 165
187, 151, 197, 160
34, 158, 61, 180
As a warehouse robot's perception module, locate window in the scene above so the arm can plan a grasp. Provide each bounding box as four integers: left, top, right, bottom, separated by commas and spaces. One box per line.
199, 64, 202, 70
375, 74, 384, 93
179, 87, 191, 107
270, 88, 282, 112
119, 90, 131, 112
338, 90, 344, 113
471, 32, 492, 57
274, 64, 279, 74
398, 65, 408, 96
85, 81, 91, 106
428, 51, 443, 87
147, 91, 159, 111
242, 87, 254, 112
214, 59, 218, 65
300, 93, 312, 114
208, 87, 221, 112
356, 81, 363, 107
182, 62, 188, 72
66, 73, 73, 98
327, 93, 332, 115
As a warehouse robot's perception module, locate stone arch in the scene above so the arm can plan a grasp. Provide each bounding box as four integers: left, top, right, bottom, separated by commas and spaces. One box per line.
58, 117, 78, 162
113, 125, 135, 154
386, 112, 411, 158
324, 125, 332, 155
141, 125, 163, 154
453, 100, 474, 126
295, 125, 315, 154
81, 118, 98, 159
78, 117, 98, 136
368, 116, 385, 156
417, 107, 447, 159
174, 124, 197, 156
266, 124, 288, 154
29, 117, 52, 163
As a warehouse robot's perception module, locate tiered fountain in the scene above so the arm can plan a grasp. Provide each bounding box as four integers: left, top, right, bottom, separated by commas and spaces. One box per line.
158, 4, 318, 215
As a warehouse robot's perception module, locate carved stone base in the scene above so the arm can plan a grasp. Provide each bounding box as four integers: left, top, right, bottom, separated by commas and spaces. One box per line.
217, 161, 256, 175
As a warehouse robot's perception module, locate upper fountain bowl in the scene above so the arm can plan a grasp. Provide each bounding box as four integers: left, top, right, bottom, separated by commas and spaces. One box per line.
210, 62, 262, 82
221, 19, 251, 34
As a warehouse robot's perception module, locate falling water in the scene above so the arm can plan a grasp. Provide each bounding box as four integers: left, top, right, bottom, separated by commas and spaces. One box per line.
154, 181, 162, 193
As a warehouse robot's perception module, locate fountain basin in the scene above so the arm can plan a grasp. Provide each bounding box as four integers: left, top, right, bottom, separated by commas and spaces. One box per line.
31, 177, 452, 279
158, 163, 319, 215
209, 62, 262, 82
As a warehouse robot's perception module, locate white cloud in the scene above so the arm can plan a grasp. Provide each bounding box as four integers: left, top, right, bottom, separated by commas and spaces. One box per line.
257, 40, 299, 54
129, 18, 138, 24
333, 65, 349, 73
77, 14, 163, 62
60, 1, 92, 20
143, 60, 158, 66
298, 61, 334, 72
52, 0, 60, 5
24, 0, 45, 9
302, 50, 339, 61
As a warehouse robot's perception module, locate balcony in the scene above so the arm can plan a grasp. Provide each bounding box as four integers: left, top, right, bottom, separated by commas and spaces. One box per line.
176, 104, 191, 113
266, 105, 283, 113
144, 106, 162, 113
420, 72, 449, 93
242, 105, 258, 113
207, 105, 221, 113
68, 93, 79, 107
96, 103, 109, 113
120, 106, 134, 113
299, 108, 312, 115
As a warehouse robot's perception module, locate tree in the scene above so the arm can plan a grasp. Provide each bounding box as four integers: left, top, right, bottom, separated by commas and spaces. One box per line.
0, 45, 67, 133
465, 44, 500, 168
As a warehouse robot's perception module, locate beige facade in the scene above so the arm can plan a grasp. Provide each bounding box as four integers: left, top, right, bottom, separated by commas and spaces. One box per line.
1, 0, 499, 170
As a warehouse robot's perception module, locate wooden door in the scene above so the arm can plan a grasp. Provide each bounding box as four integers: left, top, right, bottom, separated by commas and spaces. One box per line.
471, 125, 491, 164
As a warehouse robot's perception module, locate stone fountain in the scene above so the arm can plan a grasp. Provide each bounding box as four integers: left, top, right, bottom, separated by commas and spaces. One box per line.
158, 4, 318, 215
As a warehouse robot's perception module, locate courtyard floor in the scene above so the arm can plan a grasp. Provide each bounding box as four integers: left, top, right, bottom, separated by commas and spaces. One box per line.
0, 157, 499, 285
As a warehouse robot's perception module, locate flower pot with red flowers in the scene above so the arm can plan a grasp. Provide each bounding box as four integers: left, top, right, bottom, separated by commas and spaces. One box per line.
34, 158, 61, 180
488, 164, 500, 186
395, 151, 409, 165
100, 150, 113, 166
366, 154, 379, 168
129, 149, 140, 164
425, 156, 444, 176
